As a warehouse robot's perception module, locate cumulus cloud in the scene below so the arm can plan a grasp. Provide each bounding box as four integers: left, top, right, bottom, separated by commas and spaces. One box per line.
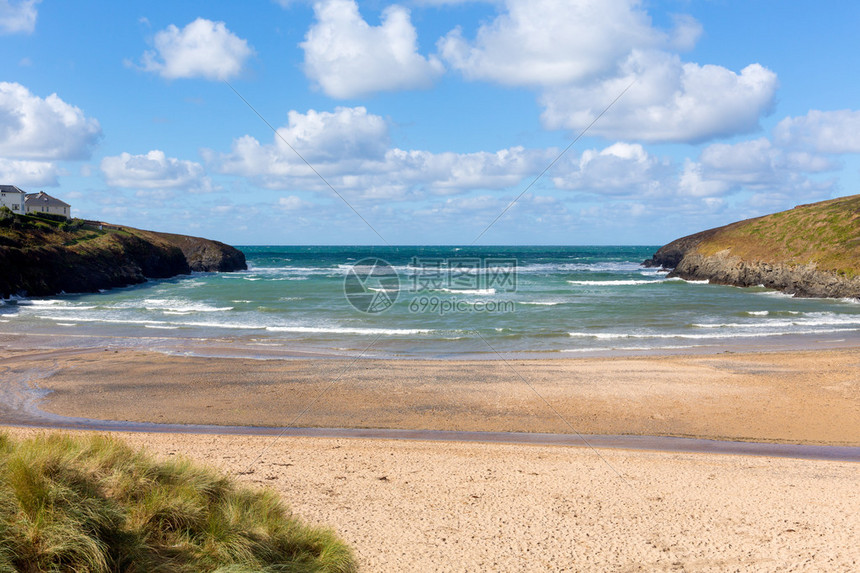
301, 0, 444, 98
139, 18, 254, 80
677, 160, 733, 198
438, 0, 777, 143
540, 50, 777, 143
699, 137, 836, 188
670, 133, 837, 204
0, 82, 102, 160
439, 0, 660, 87
277, 106, 390, 162
206, 105, 553, 197
0, 0, 39, 35
773, 109, 860, 154
552, 142, 672, 196
101, 150, 214, 193
0, 158, 58, 186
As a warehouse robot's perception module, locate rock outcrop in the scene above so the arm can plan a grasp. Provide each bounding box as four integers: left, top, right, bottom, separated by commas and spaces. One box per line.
131, 230, 247, 272
0, 214, 246, 298
644, 195, 860, 300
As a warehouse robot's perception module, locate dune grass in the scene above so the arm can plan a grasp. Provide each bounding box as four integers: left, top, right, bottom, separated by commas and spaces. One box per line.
0, 432, 356, 572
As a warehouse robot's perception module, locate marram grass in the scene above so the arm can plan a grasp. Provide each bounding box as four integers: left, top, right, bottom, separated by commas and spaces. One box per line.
0, 432, 356, 572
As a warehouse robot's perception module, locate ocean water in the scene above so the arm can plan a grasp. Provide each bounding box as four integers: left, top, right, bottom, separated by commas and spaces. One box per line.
1, 246, 858, 358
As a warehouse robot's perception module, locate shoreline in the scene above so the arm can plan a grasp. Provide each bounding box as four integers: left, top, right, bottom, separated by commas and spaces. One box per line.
2, 344, 858, 447
3, 422, 858, 462
1, 326, 859, 361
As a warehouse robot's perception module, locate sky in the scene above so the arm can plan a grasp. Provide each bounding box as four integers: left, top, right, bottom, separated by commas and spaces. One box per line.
1, 0, 859, 246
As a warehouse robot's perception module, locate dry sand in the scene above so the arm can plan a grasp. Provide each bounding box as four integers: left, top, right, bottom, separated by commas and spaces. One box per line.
4, 427, 858, 572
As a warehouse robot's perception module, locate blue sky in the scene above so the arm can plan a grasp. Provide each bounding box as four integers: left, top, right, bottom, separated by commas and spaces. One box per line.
1, 0, 859, 245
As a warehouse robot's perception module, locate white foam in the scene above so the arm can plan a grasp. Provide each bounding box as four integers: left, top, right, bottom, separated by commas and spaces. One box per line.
438, 288, 496, 295
520, 301, 561, 306
569, 328, 859, 340
754, 290, 795, 299
266, 326, 433, 335
18, 301, 97, 310
664, 277, 710, 284
561, 344, 698, 353
37, 315, 162, 325
517, 261, 644, 273
567, 279, 660, 286
176, 321, 263, 330
142, 299, 233, 313
693, 314, 860, 329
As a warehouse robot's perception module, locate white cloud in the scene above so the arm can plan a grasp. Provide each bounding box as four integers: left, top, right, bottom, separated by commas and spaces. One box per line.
301, 0, 444, 98
101, 150, 213, 193
0, 158, 58, 186
552, 142, 672, 196
773, 109, 860, 154
277, 106, 390, 162
668, 14, 703, 51
699, 137, 836, 188
207, 105, 553, 197
278, 195, 313, 210
0, 82, 102, 160
540, 50, 777, 143
438, 0, 776, 143
439, 0, 661, 87
677, 159, 734, 198
140, 18, 254, 80
670, 133, 838, 203
0, 0, 39, 35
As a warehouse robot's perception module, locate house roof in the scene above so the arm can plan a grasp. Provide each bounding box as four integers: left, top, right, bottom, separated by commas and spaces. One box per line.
24, 191, 71, 208
0, 185, 27, 195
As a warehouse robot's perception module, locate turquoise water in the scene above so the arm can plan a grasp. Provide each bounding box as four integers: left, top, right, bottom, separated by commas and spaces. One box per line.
2, 246, 858, 358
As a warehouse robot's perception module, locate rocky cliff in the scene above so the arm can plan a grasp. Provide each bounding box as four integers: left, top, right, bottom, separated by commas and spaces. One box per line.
0, 213, 246, 298
644, 195, 860, 299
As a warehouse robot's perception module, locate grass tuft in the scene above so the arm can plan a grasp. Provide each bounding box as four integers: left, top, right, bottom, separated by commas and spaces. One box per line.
0, 432, 356, 572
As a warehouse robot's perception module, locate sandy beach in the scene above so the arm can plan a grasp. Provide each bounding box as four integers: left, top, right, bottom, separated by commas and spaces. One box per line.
1, 345, 858, 570
3, 346, 858, 445
2, 427, 858, 571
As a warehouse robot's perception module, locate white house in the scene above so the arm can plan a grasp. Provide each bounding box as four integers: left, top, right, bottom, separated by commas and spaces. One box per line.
24, 191, 72, 219
0, 185, 27, 214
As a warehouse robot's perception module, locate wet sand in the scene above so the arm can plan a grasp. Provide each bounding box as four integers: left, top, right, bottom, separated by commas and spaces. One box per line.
4, 347, 859, 445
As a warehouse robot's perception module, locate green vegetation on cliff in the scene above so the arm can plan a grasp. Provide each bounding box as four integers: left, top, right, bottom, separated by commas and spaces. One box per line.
645, 195, 860, 298
0, 210, 246, 298
694, 195, 860, 277
0, 432, 355, 572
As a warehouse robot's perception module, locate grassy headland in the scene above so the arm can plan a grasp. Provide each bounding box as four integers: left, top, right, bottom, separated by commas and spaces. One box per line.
0, 209, 245, 298
645, 194, 860, 298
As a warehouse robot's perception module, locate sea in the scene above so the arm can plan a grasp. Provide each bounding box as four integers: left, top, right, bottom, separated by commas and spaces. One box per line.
1, 246, 858, 359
